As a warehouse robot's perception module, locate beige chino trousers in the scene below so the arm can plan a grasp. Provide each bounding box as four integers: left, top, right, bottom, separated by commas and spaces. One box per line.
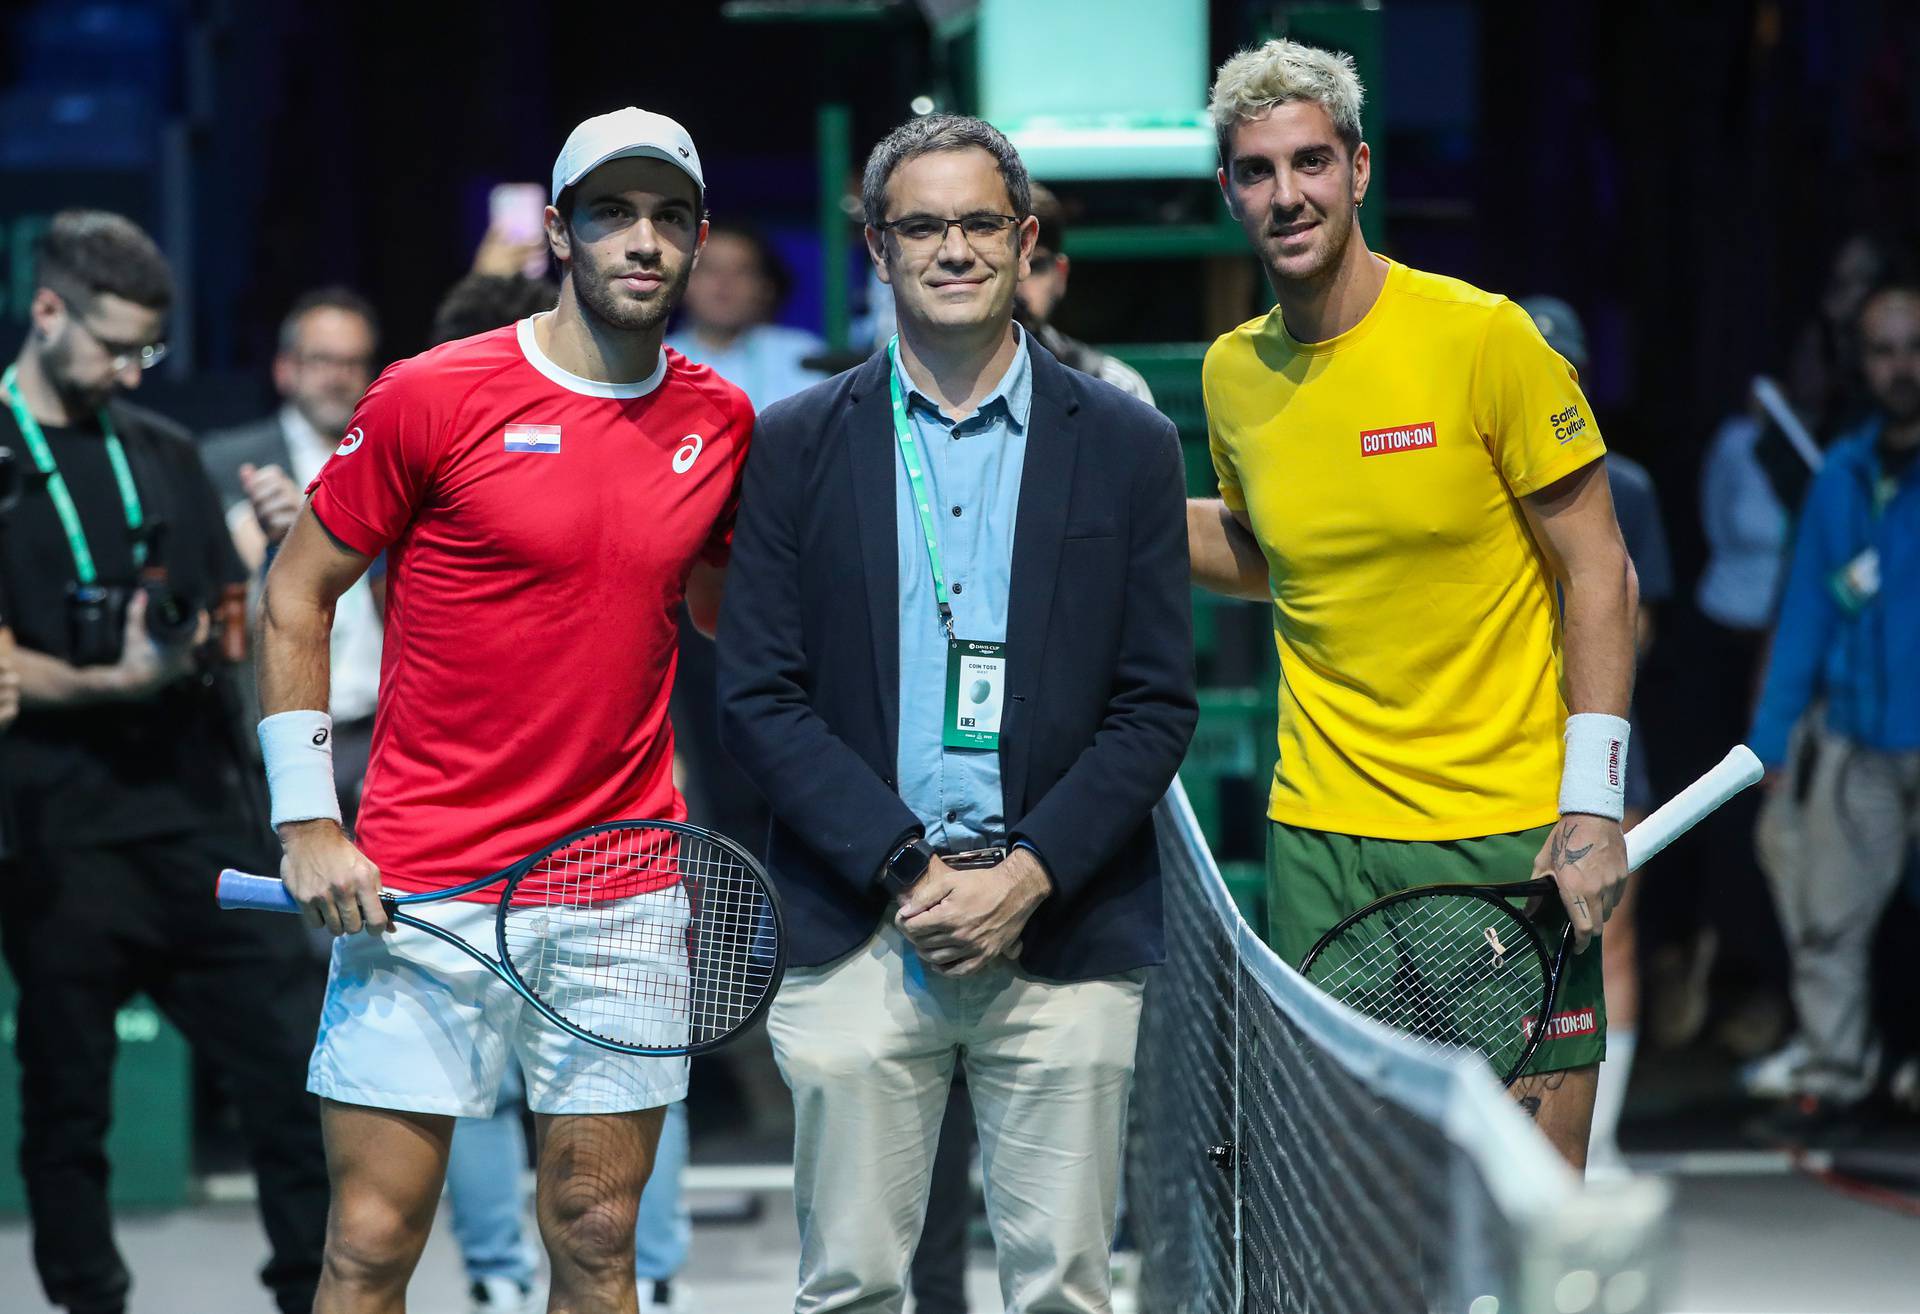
768, 921, 1146, 1314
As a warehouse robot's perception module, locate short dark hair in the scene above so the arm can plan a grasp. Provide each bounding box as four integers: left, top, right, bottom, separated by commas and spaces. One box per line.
34, 209, 173, 312
430, 273, 560, 345
278, 285, 381, 355
705, 221, 794, 308
1028, 183, 1066, 256
1860, 279, 1920, 326
861, 114, 1031, 231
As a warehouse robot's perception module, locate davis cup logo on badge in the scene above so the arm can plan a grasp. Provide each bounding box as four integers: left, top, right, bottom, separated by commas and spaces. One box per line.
335, 427, 365, 456
673, 433, 704, 474
1359, 421, 1437, 458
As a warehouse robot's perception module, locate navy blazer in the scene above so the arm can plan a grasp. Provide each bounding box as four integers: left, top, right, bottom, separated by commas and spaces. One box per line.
715, 338, 1197, 981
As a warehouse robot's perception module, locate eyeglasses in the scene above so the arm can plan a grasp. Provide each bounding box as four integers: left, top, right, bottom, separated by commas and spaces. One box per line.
291, 350, 374, 375
877, 212, 1021, 248
75, 317, 168, 373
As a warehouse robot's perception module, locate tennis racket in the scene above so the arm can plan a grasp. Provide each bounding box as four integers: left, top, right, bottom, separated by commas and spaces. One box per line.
1298, 745, 1764, 1084
217, 819, 784, 1057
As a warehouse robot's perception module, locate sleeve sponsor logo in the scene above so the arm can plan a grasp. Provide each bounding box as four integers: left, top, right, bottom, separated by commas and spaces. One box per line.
504, 423, 562, 454
1359, 421, 1438, 457
1550, 404, 1588, 445
334, 427, 365, 456
1521, 1006, 1598, 1042
673, 432, 704, 474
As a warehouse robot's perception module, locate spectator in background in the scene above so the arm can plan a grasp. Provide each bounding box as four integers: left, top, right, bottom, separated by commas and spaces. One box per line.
201, 288, 383, 819
432, 272, 561, 347
1519, 296, 1674, 1174
1746, 281, 1920, 1137
1685, 398, 1801, 1083
1785, 235, 1891, 444
666, 221, 826, 408
1014, 183, 1154, 406
0, 210, 326, 1314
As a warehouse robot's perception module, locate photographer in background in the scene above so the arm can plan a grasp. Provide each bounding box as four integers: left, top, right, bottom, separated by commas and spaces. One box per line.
0, 211, 326, 1314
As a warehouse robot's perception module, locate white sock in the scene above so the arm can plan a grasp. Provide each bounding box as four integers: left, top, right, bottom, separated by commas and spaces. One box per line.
1589, 1027, 1638, 1163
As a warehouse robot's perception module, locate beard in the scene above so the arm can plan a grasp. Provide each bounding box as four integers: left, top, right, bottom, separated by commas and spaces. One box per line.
570, 245, 694, 335
1877, 374, 1920, 425
1263, 200, 1354, 286
296, 392, 358, 438
41, 329, 113, 416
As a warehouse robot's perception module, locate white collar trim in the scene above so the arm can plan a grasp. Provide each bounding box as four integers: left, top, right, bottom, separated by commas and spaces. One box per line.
517, 314, 666, 399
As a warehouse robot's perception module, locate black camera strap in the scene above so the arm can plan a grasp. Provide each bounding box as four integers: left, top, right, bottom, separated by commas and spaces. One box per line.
2, 363, 147, 584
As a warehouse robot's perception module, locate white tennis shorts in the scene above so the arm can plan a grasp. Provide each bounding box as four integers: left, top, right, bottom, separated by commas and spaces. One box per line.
308, 886, 691, 1116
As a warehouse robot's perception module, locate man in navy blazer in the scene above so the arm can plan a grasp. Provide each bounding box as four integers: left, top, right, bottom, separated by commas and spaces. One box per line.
717, 115, 1194, 1312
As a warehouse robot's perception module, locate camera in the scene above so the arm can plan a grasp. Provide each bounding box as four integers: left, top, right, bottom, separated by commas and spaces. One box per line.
63, 521, 204, 667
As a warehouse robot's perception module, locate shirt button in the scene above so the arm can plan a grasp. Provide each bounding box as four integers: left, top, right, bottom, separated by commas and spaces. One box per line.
951, 505, 962, 517
951, 582, 963, 595
946, 811, 958, 823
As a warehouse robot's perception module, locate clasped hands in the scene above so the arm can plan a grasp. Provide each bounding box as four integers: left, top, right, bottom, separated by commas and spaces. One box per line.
895, 847, 1050, 976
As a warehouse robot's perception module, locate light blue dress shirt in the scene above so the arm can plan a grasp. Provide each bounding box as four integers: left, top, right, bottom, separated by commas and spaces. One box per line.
664, 323, 828, 411
892, 328, 1033, 852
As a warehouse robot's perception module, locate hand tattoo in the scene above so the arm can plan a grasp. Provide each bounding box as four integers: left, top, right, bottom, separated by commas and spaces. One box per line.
1549, 820, 1593, 870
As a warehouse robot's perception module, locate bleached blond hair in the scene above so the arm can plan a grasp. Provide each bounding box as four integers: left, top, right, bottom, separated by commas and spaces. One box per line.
1208, 39, 1365, 162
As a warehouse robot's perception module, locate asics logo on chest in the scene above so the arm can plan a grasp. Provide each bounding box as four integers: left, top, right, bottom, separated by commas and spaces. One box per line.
673, 433, 704, 474
335, 427, 365, 456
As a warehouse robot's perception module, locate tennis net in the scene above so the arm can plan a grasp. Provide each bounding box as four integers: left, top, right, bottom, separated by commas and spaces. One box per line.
1128, 783, 1673, 1313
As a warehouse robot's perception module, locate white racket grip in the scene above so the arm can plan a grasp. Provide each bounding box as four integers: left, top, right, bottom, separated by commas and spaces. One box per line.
217, 869, 302, 913
1624, 745, 1764, 872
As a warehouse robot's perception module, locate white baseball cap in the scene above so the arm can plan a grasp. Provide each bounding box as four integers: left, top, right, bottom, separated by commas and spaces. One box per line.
550, 107, 704, 208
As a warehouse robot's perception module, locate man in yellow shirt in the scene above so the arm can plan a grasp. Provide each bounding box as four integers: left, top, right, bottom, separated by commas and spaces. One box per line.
1189, 38, 1639, 1168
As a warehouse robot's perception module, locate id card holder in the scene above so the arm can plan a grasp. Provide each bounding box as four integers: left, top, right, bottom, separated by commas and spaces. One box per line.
1829, 547, 1881, 614
943, 638, 1007, 750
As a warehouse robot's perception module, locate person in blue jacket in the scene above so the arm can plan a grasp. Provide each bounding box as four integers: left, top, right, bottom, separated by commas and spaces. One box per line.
1748, 280, 1920, 1132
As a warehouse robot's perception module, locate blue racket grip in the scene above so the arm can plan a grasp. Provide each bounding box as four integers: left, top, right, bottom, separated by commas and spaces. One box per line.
217, 869, 302, 913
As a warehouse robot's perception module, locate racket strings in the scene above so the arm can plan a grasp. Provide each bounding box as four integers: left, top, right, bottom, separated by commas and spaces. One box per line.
1306, 894, 1548, 1075
499, 826, 779, 1051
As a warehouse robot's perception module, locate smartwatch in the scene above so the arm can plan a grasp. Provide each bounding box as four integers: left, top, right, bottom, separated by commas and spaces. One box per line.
880, 835, 935, 897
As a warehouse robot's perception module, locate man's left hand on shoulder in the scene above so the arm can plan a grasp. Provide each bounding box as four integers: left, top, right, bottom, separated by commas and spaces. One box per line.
896, 846, 1051, 976
1532, 813, 1628, 955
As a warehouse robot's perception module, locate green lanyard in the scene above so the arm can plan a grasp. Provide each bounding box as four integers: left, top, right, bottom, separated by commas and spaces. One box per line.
887, 336, 956, 639
2, 363, 146, 584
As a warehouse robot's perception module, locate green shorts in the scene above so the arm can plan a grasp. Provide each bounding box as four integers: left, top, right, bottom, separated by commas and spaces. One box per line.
1265, 820, 1606, 1075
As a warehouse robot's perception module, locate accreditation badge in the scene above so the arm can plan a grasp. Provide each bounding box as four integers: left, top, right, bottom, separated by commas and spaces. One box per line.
1828, 546, 1881, 613
943, 638, 1007, 750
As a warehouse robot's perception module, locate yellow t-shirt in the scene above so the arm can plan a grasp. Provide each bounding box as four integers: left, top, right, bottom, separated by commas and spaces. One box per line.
1205, 257, 1606, 840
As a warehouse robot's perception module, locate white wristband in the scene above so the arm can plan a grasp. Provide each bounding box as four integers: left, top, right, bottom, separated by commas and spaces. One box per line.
1560, 713, 1630, 821
260, 710, 343, 829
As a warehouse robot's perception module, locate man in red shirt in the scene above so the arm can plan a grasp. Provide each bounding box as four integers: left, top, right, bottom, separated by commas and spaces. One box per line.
255, 107, 751, 1314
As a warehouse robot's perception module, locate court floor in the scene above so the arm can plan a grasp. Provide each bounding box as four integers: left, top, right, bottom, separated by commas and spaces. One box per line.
1, 1165, 1916, 1313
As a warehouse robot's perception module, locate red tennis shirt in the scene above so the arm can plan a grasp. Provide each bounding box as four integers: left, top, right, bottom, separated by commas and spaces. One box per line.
306, 317, 753, 899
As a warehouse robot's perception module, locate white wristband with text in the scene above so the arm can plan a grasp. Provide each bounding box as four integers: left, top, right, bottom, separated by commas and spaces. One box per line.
1559, 713, 1631, 821
260, 709, 343, 829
